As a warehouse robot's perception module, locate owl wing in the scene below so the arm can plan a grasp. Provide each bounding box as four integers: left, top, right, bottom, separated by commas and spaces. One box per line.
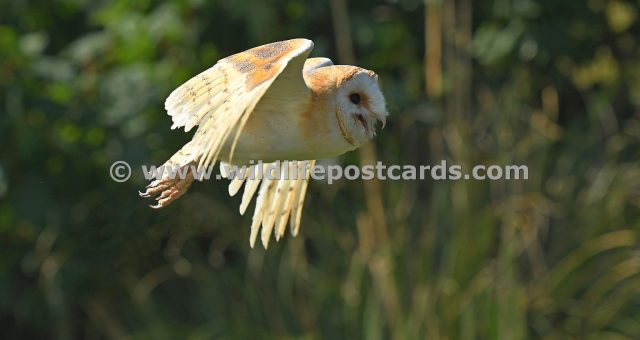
162, 39, 317, 249
220, 160, 315, 249
303, 57, 333, 73
165, 38, 314, 167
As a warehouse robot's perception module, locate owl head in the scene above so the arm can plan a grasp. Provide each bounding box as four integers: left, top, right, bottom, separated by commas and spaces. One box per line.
334, 66, 388, 147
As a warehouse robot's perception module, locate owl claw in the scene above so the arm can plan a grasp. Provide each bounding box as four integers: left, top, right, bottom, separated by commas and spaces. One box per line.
139, 163, 196, 208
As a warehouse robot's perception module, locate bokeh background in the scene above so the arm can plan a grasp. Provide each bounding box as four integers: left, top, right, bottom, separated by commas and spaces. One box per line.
2, 0, 640, 338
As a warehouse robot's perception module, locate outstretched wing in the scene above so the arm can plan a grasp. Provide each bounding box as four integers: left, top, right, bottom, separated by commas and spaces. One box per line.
159, 39, 317, 248
165, 38, 314, 167
220, 160, 315, 249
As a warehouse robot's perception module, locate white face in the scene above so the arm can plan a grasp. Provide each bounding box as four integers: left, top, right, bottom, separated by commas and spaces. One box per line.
336, 71, 388, 147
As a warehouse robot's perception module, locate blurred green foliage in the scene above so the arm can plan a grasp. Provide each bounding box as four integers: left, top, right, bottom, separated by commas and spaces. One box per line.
1, 0, 640, 339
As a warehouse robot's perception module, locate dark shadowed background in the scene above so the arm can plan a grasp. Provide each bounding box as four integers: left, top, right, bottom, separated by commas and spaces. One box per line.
2, 0, 640, 338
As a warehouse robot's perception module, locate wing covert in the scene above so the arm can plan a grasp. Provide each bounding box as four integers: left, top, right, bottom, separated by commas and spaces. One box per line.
164, 39, 314, 168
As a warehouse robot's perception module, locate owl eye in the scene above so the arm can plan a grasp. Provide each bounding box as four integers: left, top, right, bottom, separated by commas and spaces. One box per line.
349, 93, 361, 105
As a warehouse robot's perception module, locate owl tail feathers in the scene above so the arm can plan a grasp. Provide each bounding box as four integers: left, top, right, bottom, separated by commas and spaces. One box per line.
139, 141, 200, 209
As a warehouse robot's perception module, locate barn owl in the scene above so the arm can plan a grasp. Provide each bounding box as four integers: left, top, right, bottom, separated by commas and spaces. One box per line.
140, 38, 387, 249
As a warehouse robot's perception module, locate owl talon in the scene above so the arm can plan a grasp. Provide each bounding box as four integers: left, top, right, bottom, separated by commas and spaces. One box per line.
140, 163, 195, 208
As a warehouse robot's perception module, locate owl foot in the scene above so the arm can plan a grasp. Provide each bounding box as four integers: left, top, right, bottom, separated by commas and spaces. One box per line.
139, 164, 195, 209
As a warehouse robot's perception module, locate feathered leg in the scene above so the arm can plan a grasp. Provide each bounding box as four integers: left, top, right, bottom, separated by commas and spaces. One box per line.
139, 141, 198, 208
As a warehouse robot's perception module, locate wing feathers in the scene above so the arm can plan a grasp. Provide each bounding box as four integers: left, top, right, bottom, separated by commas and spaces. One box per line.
228, 175, 246, 197
161, 39, 319, 248
230, 160, 314, 249
166, 68, 228, 131
274, 162, 297, 240
165, 39, 313, 138
261, 173, 293, 247
290, 160, 314, 236
250, 177, 274, 248
240, 175, 262, 215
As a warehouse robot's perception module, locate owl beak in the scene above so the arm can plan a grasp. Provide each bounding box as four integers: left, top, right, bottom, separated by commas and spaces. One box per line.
375, 112, 387, 129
